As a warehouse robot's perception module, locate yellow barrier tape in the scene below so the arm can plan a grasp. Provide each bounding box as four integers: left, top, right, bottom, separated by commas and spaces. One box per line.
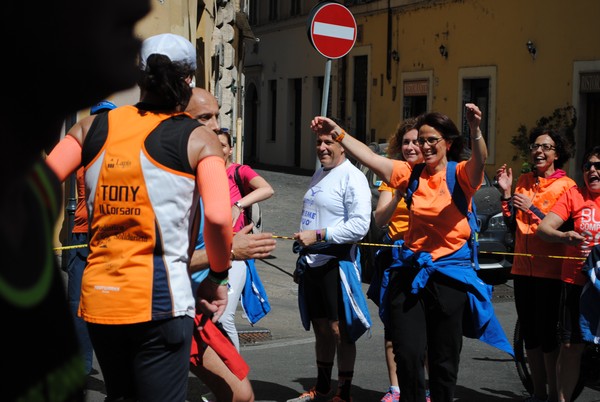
54, 234, 586, 262
272, 235, 586, 261
53, 244, 88, 251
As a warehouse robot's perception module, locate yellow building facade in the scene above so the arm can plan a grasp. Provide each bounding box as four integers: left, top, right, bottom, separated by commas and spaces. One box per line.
245, 0, 600, 183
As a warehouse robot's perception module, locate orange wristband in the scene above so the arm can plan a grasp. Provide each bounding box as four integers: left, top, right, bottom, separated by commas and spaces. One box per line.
335, 130, 346, 142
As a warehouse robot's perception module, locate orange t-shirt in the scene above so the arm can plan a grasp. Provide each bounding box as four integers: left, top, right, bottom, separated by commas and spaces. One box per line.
508, 172, 576, 280
378, 181, 409, 241
388, 160, 479, 261
551, 185, 600, 286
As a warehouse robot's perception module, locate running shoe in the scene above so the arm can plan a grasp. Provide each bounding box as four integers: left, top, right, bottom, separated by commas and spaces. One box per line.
286, 387, 329, 402
380, 389, 400, 402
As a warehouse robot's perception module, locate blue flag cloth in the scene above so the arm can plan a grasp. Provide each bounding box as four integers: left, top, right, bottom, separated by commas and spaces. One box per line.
379, 240, 514, 357
241, 259, 271, 325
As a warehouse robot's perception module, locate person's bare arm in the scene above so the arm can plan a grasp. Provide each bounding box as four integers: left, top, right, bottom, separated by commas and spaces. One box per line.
238, 175, 274, 207
463, 103, 488, 189
537, 211, 585, 247
189, 224, 276, 273
310, 116, 394, 183
374, 188, 400, 228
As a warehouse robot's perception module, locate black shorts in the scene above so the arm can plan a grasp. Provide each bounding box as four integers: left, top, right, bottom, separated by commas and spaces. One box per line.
304, 259, 341, 321
558, 282, 584, 344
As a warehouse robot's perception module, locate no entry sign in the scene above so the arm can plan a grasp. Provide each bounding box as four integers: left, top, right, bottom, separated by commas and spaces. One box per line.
307, 1, 357, 59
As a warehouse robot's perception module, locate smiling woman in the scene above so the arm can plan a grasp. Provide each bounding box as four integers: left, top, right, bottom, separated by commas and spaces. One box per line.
496, 127, 576, 402
310, 105, 514, 402
534, 145, 600, 402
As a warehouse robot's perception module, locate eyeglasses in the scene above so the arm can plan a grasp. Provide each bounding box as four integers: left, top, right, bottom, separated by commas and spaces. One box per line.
529, 143, 555, 152
583, 161, 600, 171
417, 136, 444, 146
402, 139, 419, 146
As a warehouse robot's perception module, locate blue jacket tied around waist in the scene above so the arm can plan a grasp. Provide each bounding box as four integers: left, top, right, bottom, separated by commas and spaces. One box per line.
378, 239, 514, 357
293, 241, 372, 342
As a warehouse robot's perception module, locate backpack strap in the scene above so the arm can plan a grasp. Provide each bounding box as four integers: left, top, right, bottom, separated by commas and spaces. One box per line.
405, 161, 480, 269
405, 163, 425, 210
446, 161, 480, 269
234, 165, 246, 197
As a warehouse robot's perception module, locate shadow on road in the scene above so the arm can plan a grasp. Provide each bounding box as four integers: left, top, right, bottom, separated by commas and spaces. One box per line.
265, 376, 382, 402
455, 384, 525, 401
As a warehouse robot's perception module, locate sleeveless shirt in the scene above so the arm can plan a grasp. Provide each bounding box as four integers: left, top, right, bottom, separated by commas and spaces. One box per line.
80, 105, 200, 324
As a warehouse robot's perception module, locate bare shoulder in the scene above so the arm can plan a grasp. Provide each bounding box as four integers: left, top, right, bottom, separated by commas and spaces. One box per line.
72, 114, 98, 144
188, 125, 223, 165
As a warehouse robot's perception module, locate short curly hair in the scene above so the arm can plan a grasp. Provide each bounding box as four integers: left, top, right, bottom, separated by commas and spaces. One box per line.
528, 127, 572, 169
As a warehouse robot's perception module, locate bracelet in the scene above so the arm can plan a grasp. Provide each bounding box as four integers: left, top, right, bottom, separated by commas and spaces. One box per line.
234, 201, 244, 210
472, 134, 483, 141
335, 130, 346, 142
316, 229, 322, 242
207, 270, 229, 286
230, 249, 236, 261
500, 195, 512, 202
208, 268, 228, 279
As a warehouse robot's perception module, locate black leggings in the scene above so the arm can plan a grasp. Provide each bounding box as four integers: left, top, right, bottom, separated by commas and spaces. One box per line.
388, 269, 467, 402
513, 275, 561, 352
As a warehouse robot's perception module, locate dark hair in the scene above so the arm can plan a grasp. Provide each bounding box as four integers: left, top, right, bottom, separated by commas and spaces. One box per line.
137, 54, 195, 109
582, 145, 600, 170
528, 127, 572, 169
217, 130, 232, 147
386, 117, 418, 160
415, 112, 464, 161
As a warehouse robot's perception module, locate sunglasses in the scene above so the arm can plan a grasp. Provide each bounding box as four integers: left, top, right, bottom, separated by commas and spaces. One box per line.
417, 136, 444, 146
529, 143, 555, 152
583, 161, 600, 171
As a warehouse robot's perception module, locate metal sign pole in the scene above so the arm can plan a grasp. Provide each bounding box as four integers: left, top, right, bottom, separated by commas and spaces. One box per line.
315, 58, 332, 171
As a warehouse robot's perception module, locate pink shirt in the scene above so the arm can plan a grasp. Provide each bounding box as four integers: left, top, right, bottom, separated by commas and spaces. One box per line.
226, 163, 259, 232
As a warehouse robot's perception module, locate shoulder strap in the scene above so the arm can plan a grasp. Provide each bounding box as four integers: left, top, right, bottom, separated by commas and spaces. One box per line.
234, 165, 246, 197
447, 161, 480, 268
407, 161, 480, 268
405, 163, 425, 210
446, 161, 468, 217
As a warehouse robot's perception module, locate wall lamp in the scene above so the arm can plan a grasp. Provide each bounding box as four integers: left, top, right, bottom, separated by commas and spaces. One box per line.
391, 50, 399, 62
439, 44, 448, 59
526, 40, 537, 60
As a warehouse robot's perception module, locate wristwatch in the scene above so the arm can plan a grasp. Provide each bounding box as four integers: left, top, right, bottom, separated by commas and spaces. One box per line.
234, 201, 244, 210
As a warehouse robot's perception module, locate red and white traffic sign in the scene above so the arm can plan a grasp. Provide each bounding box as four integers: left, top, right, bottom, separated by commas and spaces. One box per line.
308, 2, 357, 59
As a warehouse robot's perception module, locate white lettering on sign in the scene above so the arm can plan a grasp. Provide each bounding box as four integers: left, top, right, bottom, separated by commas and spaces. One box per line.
313, 22, 355, 40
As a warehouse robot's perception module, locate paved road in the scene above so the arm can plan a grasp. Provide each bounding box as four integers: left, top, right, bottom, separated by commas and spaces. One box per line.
83, 168, 600, 402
